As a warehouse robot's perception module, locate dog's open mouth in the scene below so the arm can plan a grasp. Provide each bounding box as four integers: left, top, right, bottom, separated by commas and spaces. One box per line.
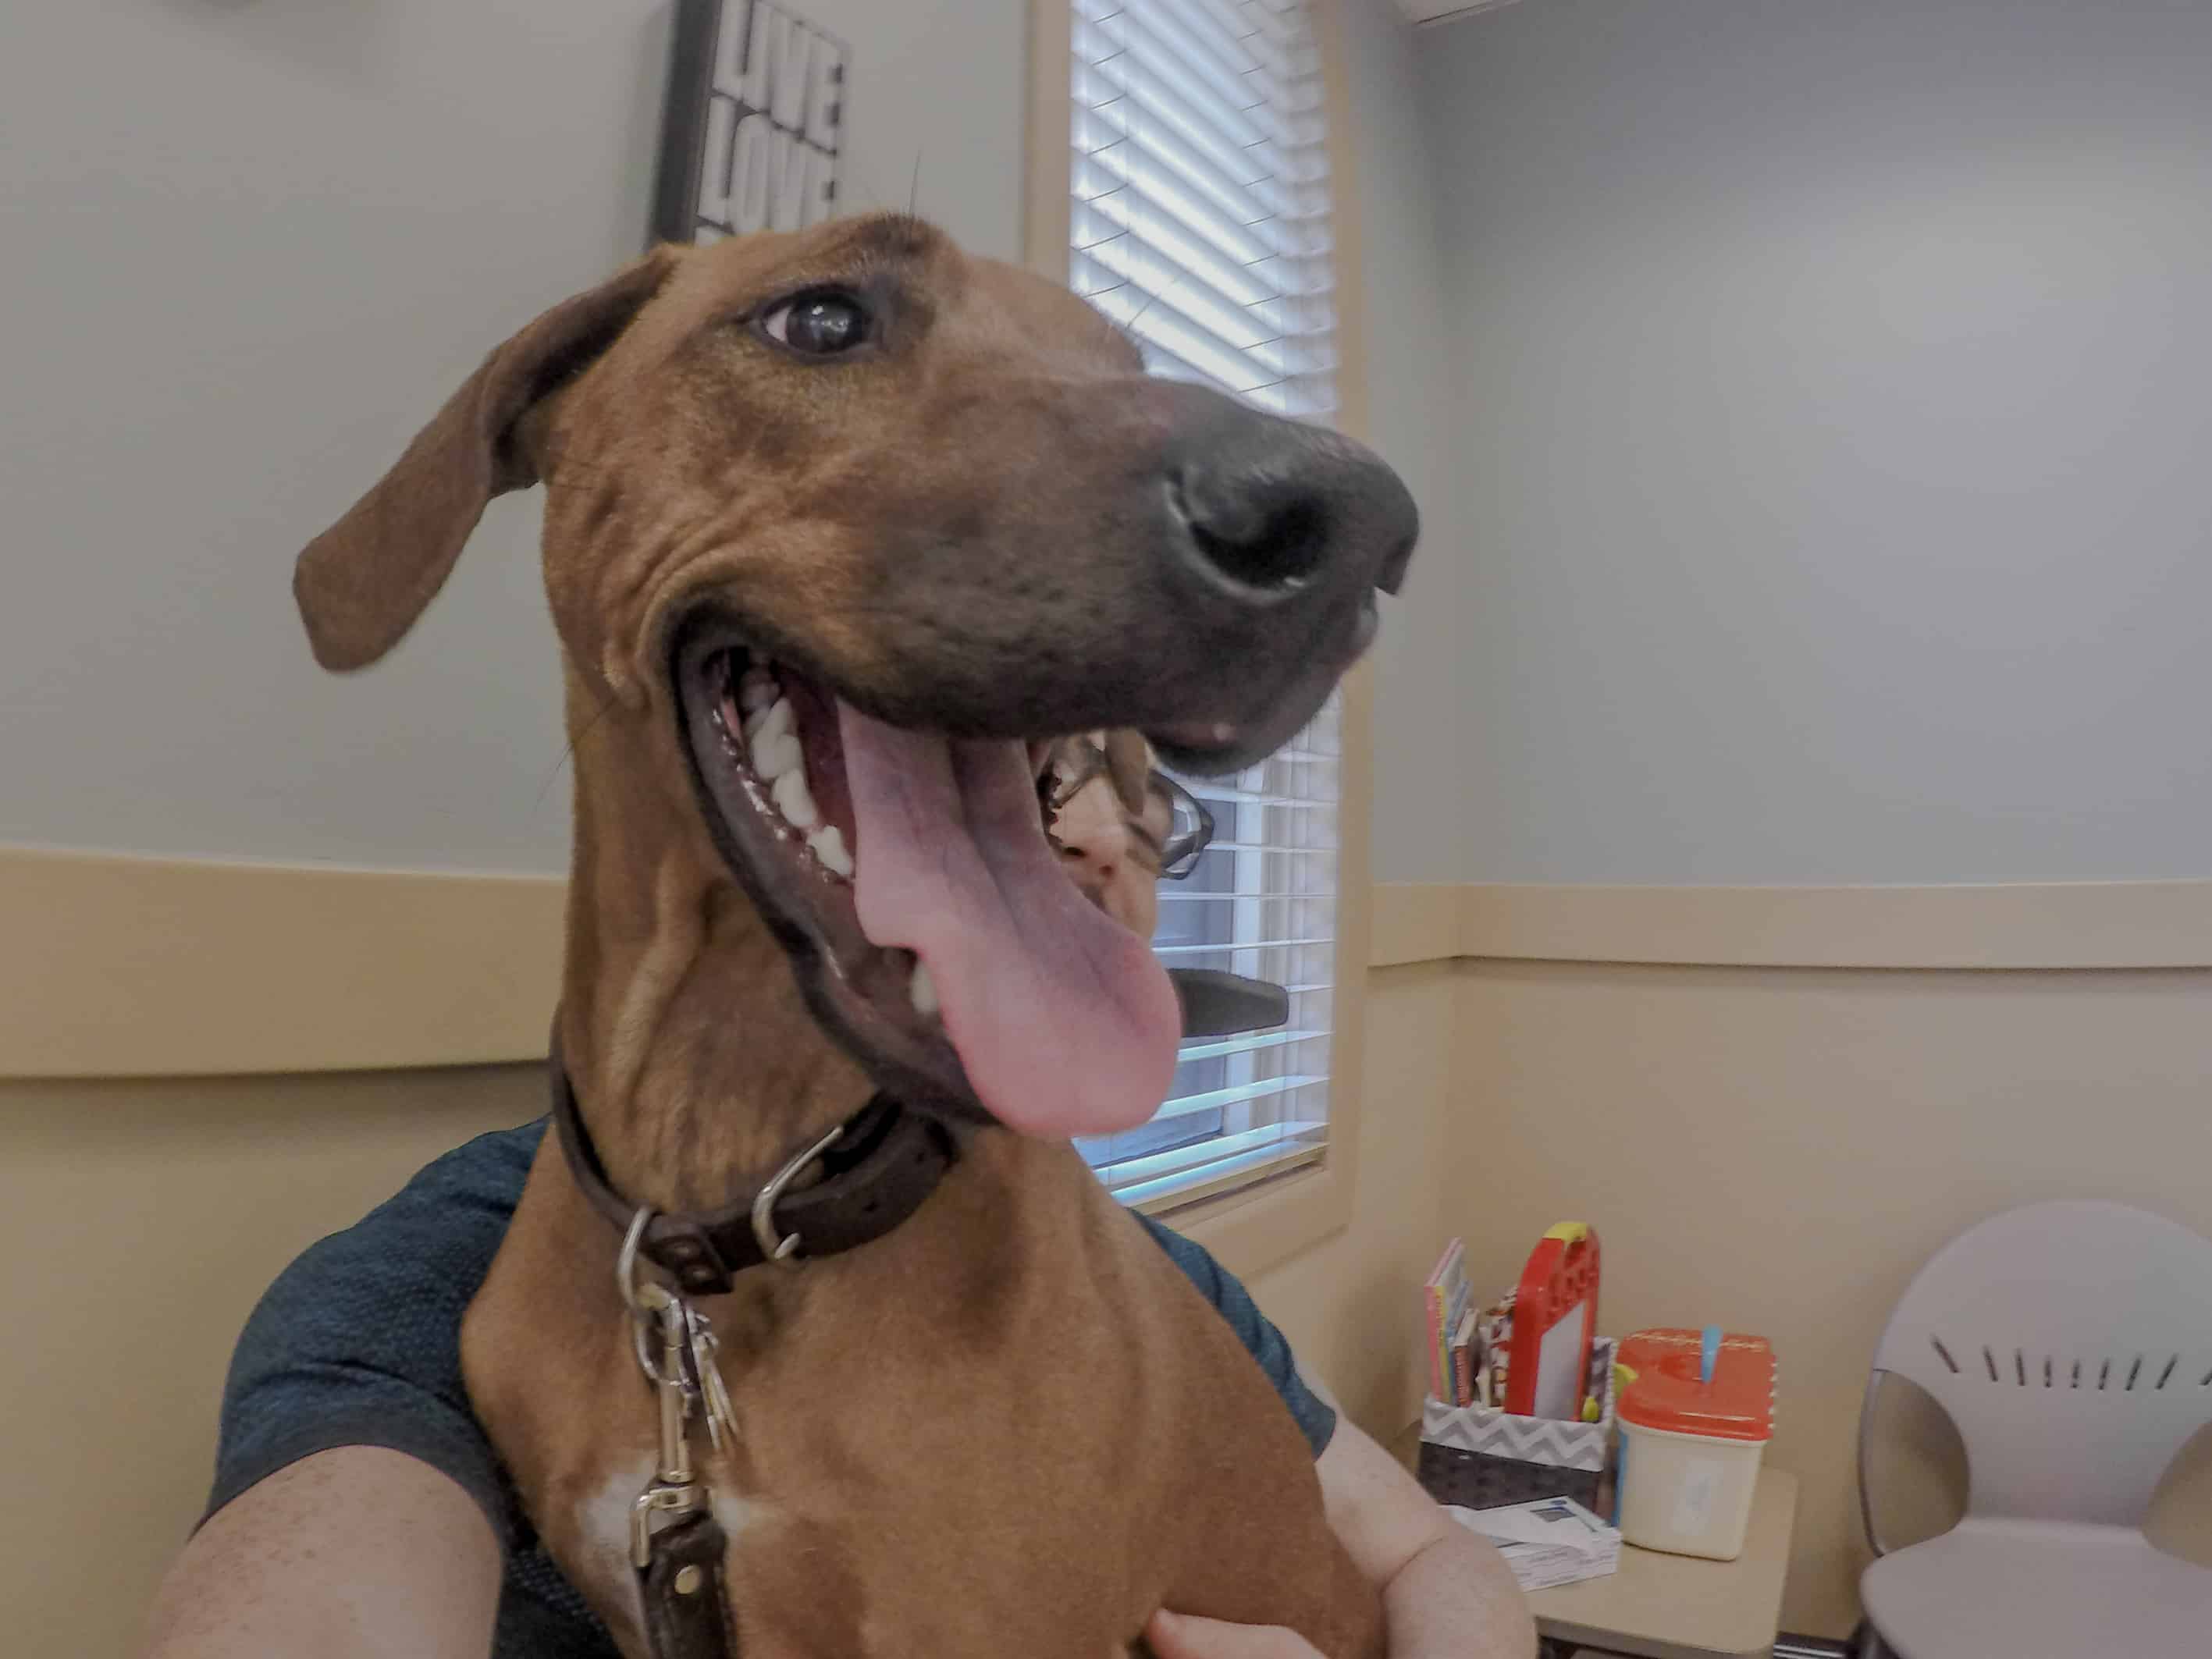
675, 627, 1182, 1139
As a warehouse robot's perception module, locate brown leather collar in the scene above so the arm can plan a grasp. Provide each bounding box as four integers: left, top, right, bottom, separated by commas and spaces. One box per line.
550, 1043, 962, 1298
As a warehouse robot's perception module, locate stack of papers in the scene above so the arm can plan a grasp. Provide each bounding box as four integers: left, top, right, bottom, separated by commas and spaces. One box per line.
1448, 1496, 1621, 1593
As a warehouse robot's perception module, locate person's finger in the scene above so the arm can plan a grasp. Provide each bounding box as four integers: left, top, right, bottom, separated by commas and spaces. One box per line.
1143, 1608, 1322, 1659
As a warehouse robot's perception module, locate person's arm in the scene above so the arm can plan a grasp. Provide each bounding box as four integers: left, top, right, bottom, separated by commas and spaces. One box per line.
1147, 1419, 1537, 1659
1314, 1417, 1536, 1658
142, 1447, 501, 1659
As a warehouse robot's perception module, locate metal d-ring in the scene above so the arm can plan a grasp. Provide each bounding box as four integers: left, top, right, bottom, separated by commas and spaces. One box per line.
617, 1207, 675, 1314
617, 1207, 675, 1385
750, 1121, 846, 1269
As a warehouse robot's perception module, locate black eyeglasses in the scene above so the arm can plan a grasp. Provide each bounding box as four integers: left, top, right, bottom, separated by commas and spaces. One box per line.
1043, 738, 1217, 879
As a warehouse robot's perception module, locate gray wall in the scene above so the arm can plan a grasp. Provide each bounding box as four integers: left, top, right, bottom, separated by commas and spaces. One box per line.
1341, 0, 1471, 883
1417, 0, 2212, 883
0, 0, 1022, 874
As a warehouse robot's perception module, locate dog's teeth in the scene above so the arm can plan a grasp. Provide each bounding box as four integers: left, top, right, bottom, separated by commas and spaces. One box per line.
771, 766, 820, 830
909, 962, 939, 1018
738, 670, 778, 713
744, 695, 793, 744
751, 726, 802, 781
807, 825, 853, 877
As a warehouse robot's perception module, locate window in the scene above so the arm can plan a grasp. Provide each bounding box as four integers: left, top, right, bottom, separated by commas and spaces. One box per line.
1061, 0, 1342, 1210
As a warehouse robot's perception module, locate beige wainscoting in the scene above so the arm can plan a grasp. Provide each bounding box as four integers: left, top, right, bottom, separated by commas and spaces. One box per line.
1379, 878, 2212, 971
0, 847, 564, 1076
1243, 960, 1456, 1439
0, 1063, 545, 1657
1378, 879, 2212, 1640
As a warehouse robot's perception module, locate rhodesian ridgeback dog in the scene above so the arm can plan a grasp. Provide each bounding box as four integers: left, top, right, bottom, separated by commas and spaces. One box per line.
293, 212, 1417, 1658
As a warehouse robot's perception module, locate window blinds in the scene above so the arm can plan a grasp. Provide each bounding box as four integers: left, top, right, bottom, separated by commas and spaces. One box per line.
1065, 0, 1342, 1209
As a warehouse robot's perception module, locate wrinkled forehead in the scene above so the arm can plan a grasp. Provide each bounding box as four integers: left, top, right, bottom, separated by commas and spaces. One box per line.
691, 210, 958, 297
641, 211, 1142, 373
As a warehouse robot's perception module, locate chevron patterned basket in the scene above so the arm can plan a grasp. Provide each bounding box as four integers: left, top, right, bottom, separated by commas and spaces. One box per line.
1417, 1337, 1617, 1514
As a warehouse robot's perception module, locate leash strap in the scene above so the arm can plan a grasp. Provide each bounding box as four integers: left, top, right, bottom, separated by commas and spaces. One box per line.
641, 1509, 738, 1659
549, 1036, 960, 1296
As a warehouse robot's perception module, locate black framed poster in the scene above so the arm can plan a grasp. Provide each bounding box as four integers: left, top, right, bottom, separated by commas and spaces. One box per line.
653, 0, 848, 246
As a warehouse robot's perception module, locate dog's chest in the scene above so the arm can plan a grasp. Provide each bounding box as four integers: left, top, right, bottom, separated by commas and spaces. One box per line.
489, 1149, 1367, 1659
569, 1470, 1135, 1659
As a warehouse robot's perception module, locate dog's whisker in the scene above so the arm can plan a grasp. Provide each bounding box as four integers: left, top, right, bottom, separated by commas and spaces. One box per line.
534, 688, 621, 810
1126, 266, 1190, 334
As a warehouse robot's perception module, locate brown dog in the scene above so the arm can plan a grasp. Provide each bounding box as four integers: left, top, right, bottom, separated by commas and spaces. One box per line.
293, 213, 1415, 1658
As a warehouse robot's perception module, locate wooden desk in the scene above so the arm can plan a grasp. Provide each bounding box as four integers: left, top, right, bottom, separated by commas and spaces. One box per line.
1526, 1468, 1798, 1659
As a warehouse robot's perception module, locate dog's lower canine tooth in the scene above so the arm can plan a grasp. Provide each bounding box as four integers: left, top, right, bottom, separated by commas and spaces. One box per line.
909, 961, 939, 1018
807, 825, 853, 877
771, 766, 820, 830
738, 670, 777, 712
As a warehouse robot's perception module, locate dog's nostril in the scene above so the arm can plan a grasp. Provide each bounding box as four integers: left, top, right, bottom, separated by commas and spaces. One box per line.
1174, 467, 1333, 597
1377, 531, 1416, 597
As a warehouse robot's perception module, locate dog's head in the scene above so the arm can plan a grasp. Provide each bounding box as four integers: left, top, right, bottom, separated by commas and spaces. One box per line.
295, 215, 1415, 1141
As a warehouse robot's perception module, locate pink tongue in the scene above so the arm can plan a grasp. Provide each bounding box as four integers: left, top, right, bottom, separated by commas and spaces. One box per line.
837, 704, 1180, 1138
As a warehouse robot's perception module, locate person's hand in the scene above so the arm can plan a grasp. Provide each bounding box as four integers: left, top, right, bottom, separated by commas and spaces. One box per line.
1144, 1609, 1326, 1659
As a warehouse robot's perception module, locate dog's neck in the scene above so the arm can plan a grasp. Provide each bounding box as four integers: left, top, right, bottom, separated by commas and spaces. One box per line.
557, 674, 875, 1214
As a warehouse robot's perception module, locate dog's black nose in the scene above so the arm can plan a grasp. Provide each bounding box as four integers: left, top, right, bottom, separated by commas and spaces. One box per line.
1164, 386, 1418, 606
1172, 452, 1334, 596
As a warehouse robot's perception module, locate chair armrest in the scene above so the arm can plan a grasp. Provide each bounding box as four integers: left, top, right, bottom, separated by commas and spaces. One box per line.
1858, 1369, 1894, 1558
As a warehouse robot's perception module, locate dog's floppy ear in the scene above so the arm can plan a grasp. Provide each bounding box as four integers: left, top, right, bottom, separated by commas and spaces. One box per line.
293, 249, 677, 671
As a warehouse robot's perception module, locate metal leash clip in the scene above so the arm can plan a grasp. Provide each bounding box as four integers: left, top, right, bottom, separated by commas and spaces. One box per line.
680, 1302, 741, 1454
631, 1294, 704, 1568
617, 1210, 739, 1566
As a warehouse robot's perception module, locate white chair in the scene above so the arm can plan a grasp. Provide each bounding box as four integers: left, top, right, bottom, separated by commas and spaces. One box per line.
1855, 1199, 2212, 1657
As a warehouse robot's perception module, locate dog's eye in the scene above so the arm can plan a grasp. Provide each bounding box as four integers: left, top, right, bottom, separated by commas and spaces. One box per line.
759, 290, 871, 357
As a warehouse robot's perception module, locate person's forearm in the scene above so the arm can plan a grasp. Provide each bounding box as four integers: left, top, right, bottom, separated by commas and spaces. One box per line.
142, 1448, 500, 1659
1381, 1525, 1537, 1659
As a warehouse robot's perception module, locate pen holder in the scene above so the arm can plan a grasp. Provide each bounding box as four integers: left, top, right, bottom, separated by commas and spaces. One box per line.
1417, 1337, 1616, 1513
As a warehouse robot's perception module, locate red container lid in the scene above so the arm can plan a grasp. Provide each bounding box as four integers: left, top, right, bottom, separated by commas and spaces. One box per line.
1615, 1329, 1775, 1442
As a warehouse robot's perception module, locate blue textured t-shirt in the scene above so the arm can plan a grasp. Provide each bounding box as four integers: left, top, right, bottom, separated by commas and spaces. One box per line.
208, 1119, 1334, 1657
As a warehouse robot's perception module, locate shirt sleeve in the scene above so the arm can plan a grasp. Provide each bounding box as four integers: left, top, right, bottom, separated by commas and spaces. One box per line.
1137, 1212, 1339, 1458
203, 1124, 545, 1547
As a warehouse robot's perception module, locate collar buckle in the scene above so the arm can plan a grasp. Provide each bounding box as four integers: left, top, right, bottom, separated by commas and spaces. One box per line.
749, 1121, 847, 1269
547, 1022, 963, 1296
